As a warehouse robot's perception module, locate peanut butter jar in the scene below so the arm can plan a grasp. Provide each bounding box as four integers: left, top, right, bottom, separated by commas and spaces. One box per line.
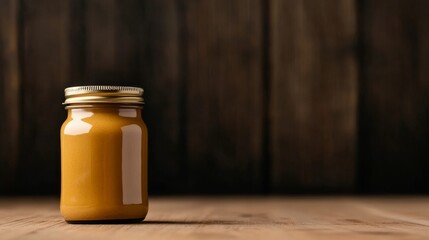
60, 86, 148, 223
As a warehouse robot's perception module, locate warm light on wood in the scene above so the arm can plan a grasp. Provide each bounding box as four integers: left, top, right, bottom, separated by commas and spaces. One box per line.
0, 197, 428, 239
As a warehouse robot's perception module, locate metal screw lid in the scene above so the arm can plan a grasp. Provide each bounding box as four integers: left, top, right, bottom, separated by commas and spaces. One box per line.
64, 86, 144, 105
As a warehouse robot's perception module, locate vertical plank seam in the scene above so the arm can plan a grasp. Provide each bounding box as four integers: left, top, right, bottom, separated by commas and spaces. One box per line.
261, 0, 272, 194
16, 0, 26, 194
356, 0, 367, 194
177, 0, 189, 194
13, 0, 22, 194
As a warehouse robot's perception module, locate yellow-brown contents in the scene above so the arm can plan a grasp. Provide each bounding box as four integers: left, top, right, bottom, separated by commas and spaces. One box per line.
60, 106, 148, 221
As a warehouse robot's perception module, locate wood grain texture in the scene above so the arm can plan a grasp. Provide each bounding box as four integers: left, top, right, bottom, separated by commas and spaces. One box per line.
270, 0, 358, 192
139, 0, 184, 194
184, 0, 264, 193
1, 197, 429, 239
81, 0, 141, 86
359, 0, 429, 192
2, 0, 429, 195
18, 0, 72, 194
0, 0, 20, 194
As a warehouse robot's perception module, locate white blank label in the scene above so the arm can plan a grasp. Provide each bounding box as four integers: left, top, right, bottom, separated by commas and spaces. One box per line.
121, 124, 142, 205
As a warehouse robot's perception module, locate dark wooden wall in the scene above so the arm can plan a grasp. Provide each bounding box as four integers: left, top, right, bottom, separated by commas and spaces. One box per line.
0, 0, 428, 195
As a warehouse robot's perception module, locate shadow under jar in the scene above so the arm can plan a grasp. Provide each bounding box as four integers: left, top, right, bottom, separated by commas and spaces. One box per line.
60, 86, 148, 223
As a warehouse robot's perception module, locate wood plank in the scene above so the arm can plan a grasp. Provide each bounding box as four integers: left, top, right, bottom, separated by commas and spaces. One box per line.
1, 197, 429, 239
18, 0, 73, 194
359, 0, 429, 192
270, 0, 358, 192
139, 1, 184, 194
0, 0, 20, 194
183, 0, 264, 193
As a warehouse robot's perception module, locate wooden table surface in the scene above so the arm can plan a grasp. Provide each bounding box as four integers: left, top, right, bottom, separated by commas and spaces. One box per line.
0, 197, 429, 240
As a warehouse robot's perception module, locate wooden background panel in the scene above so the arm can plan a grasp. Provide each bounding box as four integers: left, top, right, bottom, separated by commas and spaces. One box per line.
184, 0, 264, 193
0, 0, 20, 194
2, 0, 429, 195
359, 0, 429, 193
17, 0, 72, 194
270, 0, 358, 192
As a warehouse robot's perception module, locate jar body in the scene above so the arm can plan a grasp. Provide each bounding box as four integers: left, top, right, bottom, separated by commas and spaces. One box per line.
60, 105, 148, 223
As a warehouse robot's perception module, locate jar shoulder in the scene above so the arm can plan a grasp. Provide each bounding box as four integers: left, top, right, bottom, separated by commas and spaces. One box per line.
61, 115, 147, 136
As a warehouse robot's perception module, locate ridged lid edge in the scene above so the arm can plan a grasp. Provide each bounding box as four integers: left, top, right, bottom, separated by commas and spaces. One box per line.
64, 86, 144, 105
65, 86, 143, 97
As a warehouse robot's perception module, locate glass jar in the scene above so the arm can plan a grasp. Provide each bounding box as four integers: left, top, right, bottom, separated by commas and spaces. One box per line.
60, 86, 148, 223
